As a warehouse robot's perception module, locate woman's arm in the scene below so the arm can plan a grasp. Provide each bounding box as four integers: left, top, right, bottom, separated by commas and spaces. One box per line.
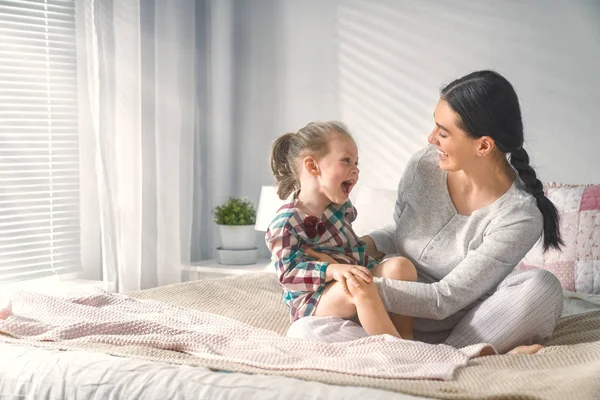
371, 208, 543, 320
360, 235, 385, 260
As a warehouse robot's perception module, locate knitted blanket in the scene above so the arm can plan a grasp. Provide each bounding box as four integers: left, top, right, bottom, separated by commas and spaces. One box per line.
0, 288, 490, 381
1, 272, 600, 399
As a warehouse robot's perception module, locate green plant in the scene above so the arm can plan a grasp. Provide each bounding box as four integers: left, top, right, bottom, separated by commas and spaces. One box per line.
213, 197, 256, 225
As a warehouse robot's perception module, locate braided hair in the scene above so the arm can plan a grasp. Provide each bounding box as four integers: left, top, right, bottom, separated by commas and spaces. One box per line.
441, 70, 563, 251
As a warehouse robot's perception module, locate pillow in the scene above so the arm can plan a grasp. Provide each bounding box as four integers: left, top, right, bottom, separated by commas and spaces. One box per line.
350, 186, 397, 237
519, 183, 600, 294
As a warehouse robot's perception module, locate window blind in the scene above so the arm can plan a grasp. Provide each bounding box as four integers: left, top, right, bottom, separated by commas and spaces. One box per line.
0, 0, 82, 282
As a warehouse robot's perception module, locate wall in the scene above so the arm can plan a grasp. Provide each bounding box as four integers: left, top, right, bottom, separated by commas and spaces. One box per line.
338, 0, 600, 188
198, 0, 339, 259
198, 0, 600, 260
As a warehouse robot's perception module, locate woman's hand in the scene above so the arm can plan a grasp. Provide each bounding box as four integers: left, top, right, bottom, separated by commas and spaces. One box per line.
325, 264, 372, 295
361, 235, 385, 260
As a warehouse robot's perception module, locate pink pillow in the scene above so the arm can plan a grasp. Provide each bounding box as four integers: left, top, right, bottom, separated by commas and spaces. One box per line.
519, 183, 600, 294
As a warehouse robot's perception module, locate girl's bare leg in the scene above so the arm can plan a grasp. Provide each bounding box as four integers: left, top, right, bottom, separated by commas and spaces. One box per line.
308, 249, 403, 339
348, 278, 401, 338
314, 281, 357, 320
314, 267, 401, 338
371, 257, 417, 339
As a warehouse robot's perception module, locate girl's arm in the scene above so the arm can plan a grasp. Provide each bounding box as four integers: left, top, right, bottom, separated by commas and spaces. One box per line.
304, 248, 336, 264
267, 224, 329, 292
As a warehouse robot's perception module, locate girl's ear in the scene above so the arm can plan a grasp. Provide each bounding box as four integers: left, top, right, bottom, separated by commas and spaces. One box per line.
303, 156, 320, 176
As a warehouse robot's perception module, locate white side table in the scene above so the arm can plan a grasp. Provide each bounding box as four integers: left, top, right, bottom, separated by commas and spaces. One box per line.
182, 259, 273, 281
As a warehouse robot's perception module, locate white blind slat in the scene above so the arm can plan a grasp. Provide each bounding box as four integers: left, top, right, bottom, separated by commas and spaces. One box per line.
0, 205, 79, 220
0, 0, 81, 282
1, 247, 79, 263
0, 2, 75, 16
0, 224, 80, 237
0, 171, 79, 179
0, 237, 79, 253
0, 208, 79, 221
0, 230, 79, 246
2, 263, 80, 283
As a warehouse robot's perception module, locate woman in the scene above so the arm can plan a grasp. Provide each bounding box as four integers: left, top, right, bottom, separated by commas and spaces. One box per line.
287, 70, 564, 354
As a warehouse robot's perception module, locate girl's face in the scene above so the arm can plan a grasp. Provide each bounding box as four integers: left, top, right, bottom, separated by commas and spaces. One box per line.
428, 99, 481, 172
316, 134, 359, 205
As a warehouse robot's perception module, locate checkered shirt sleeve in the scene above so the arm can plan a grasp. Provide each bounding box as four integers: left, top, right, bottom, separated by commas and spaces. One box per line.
266, 214, 328, 293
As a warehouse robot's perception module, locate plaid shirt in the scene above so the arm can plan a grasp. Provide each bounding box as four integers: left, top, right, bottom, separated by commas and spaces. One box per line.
266, 192, 378, 321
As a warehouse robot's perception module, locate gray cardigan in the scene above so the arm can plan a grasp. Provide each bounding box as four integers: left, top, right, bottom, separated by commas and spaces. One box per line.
369, 145, 543, 320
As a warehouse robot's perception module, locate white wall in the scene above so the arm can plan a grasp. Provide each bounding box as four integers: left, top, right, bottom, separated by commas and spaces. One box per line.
233, 0, 339, 197
200, 0, 600, 259
338, 0, 600, 188
199, 0, 339, 259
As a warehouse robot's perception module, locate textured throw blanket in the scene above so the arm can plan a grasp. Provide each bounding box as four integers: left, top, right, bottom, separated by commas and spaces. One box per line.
0, 288, 491, 381
1, 272, 600, 399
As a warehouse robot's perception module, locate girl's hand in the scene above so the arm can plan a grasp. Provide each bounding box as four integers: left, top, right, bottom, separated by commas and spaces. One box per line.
325, 264, 372, 295
305, 248, 337, 264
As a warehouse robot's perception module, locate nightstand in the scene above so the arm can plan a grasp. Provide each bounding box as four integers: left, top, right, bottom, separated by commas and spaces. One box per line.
181, 259, 274, 281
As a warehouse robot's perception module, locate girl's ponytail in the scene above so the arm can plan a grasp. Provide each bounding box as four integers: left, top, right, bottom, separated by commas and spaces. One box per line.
270, 133, 299, 199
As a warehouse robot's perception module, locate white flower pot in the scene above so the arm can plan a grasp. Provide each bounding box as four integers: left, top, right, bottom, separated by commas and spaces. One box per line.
216, 247, 258, 265
217, 224, 256, 250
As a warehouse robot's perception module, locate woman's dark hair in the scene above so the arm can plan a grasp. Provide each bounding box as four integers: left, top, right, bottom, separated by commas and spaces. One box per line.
440, 70, 563, 251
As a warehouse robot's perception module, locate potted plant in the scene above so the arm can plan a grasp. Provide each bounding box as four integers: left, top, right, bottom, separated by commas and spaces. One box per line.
213, 197, 258, 265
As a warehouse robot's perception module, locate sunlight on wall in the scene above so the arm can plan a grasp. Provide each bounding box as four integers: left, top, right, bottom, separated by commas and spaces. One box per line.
338, 1, 439, 190
338, 0, 600, 186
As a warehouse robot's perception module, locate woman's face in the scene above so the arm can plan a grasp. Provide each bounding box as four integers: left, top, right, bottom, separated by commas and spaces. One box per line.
428, 99, 480, 172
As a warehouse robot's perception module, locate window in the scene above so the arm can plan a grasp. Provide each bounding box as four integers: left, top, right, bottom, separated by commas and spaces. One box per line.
0, 0, 82, 282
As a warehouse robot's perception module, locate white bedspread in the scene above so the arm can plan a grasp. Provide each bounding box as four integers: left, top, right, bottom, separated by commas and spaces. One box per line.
0, 290, 493, 381
1, 274, 600, 400
0, 342, 426, 400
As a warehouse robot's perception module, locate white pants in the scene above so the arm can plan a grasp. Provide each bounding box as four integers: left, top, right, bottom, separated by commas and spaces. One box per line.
287, 269, 564, 353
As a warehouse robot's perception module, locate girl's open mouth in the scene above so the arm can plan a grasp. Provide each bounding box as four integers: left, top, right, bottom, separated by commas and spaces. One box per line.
342, 180, 354, 195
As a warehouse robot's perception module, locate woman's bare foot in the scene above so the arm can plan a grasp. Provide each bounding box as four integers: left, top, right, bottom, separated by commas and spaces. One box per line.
0, 307, 11, 320
507, 344, 543, 355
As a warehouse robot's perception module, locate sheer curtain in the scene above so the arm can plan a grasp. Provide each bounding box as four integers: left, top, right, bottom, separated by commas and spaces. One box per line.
76, 0, 197, 292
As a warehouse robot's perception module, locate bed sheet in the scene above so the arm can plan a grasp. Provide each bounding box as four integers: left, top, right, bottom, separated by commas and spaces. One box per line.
561, 290, 600, 317
0, 342, 425, 400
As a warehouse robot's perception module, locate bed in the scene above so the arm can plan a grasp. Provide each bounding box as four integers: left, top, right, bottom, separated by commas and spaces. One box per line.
1, 184, 599, 400
0, 273, 599, 400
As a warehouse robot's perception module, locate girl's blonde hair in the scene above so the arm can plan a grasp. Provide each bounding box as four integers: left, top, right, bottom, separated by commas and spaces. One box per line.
270, 121, 352, 200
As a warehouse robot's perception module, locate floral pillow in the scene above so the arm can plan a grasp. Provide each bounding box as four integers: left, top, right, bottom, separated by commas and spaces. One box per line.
519, 183, 600, 294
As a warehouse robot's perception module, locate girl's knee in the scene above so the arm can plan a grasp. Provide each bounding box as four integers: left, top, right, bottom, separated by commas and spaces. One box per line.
380, 257, 417, 282
315, 282, 357, 319
347, 278, 377, 300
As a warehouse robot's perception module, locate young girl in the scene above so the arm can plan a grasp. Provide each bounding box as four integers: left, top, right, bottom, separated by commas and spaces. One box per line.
266, 121, 416, 339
